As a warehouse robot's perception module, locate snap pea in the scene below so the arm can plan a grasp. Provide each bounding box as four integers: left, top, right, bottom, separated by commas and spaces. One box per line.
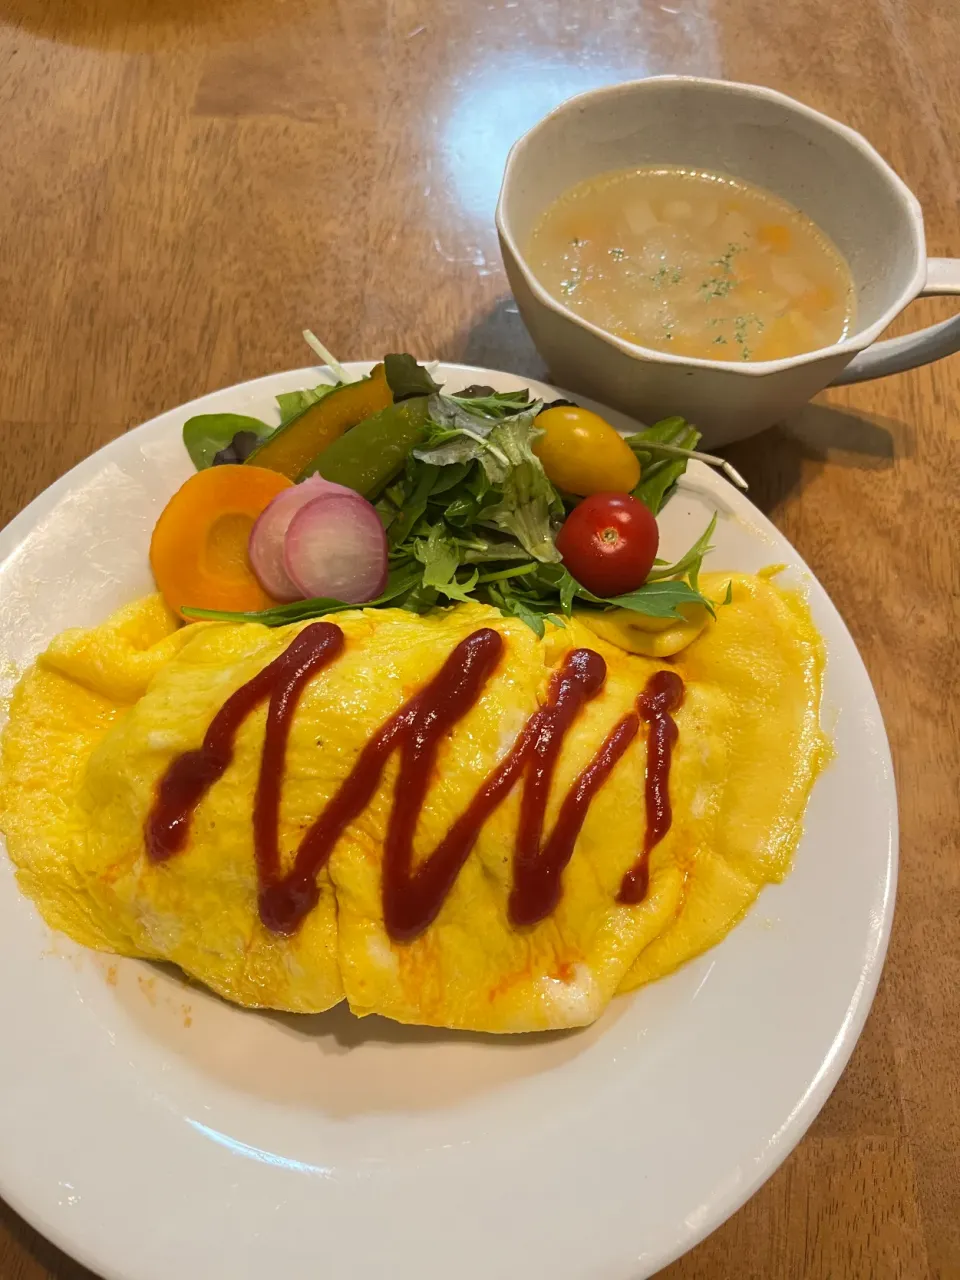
299, 396, 431, 498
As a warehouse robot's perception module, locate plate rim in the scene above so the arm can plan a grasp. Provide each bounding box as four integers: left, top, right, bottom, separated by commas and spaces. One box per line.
0, 360, 898, 1280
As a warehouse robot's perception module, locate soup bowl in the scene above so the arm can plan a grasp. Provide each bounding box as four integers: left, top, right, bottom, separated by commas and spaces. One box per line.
496, 77, 960, 446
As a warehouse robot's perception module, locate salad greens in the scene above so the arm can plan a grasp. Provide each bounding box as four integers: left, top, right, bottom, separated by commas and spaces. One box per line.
183, 360, 727, 638
275, 382, 338, 427
182, 413, 274, 470
383, 353, 442, 401
181, 352, 434, 471
628, 417, 702, 514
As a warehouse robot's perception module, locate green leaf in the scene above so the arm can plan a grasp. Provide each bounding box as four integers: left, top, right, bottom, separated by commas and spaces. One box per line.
475, 411, 541, 485
398, 582, 441, 614
387, 463, 440, 547
488, 584, 547, 638
451, 388, 532, 418
459, 533, 535, 564
276, 382, 339, 427
646, 513, 717, 591
427, 394, 498, 432
412, 524, 478, 604
384, 353, 442, 401
182, 413, 273, 470
412, 395, 516, 468
413, 522, 451, 573
475, 562, 537, 585
375, 496, 401, 532
509, 601, 547, 638
625, 416, 691, 451
447, 479, 500, 531
181, 565, 421, 626
435, 569, 480, 604
635, 450, 694, 514
476, 412, 562, 563
414, 431, 497, 468
627, 418, 702, 515
465, 466, 492, 500
559, 570, 578, 615
443, 494, 482, 528
603, 578, 715, 620
428, 461, 472, 495
412, 525, 457, 575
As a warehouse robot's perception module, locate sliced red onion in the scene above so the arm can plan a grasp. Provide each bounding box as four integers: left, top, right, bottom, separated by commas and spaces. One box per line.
283, 494, 388, 604
248, 476, 354, 601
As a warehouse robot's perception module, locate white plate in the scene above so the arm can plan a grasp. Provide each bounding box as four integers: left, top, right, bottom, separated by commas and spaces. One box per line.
0, 363, 896, 1280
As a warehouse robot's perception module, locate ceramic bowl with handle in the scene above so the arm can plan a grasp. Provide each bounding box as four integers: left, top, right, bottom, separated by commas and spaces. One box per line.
496, 76, 960, 446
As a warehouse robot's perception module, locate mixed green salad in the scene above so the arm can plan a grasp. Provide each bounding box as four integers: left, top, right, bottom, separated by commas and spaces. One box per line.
152, 334, 743, 638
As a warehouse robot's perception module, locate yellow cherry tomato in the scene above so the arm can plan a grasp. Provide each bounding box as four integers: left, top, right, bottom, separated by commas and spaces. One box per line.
533, 406, 641, 496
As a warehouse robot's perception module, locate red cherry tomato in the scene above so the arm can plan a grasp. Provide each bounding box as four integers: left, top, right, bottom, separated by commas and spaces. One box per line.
555, 493, 659, 598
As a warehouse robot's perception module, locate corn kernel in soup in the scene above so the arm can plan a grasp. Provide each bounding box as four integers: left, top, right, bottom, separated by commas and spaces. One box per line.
527, 167, 855, 362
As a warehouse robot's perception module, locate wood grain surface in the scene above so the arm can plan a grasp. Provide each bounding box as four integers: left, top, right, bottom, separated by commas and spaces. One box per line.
0, 0, 957, 1276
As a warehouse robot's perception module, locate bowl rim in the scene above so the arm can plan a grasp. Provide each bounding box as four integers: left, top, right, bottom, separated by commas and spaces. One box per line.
495, 74, 927, 380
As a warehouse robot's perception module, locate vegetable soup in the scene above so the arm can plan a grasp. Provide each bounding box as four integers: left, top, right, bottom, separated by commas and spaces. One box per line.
527, 166, 855, 362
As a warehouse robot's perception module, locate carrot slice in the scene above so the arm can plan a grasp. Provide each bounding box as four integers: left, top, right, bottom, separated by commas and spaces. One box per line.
758, 223, 792, 253
150, 465, 294, 617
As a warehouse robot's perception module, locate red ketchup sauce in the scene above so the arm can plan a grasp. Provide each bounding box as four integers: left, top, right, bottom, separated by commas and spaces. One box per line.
145, 625, 685, 941
617, 669, 685, 905
145, 622, 344, 863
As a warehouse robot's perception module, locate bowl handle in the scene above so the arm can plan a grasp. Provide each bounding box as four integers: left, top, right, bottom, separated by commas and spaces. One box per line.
829, 258, 960, 385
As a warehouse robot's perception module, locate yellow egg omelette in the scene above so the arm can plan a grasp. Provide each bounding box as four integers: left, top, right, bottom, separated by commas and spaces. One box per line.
0, 572, 828, 1033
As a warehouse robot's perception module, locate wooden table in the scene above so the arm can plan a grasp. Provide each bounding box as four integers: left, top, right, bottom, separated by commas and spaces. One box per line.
0, 0, 957, 1276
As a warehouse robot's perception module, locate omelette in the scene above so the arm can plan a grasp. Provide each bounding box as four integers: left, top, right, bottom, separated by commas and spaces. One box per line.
0, 573, 828, 1033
